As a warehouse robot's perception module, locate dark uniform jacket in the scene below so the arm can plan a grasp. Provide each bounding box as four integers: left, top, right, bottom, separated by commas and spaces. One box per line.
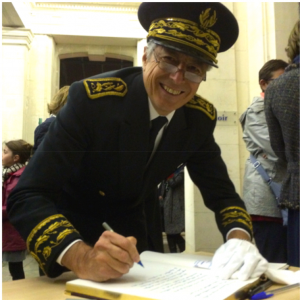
33, 115, 56, 152
7, 67, 252, 277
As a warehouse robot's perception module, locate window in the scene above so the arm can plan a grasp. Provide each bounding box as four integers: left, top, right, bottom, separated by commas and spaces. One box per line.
59, 57, 133, 87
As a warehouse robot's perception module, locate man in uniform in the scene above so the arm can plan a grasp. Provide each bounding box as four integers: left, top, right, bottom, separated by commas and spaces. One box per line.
8, 2, 268, 282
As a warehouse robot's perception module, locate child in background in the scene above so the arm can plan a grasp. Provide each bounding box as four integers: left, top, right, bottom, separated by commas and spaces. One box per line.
2, 139, 33, 280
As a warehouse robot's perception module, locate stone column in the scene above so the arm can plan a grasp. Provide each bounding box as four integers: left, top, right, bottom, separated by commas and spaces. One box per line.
2, 27, 33, 142
25, 35, 56, 144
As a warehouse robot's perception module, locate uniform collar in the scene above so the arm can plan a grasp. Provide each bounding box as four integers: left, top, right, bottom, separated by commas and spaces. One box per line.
148, 97, 175, 124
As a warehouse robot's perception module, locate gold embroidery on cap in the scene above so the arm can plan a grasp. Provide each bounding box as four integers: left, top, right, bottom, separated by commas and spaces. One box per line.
185, 94, 216, 120
199, 8, 217, 29
84, 78, 127, 99
148, 17, 220, 63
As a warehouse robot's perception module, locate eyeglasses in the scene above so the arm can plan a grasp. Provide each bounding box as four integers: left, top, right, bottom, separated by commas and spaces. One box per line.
153, 51, 206, 83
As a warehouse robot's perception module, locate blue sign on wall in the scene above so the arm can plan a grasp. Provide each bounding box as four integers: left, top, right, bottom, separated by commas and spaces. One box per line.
216, 111, 237, 126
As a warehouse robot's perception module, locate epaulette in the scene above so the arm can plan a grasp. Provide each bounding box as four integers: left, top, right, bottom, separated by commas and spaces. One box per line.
83, 78, 127, 99
185, 94, 216, 120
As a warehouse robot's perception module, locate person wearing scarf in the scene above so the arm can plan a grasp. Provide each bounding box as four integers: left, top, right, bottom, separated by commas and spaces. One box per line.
2, 139, 33, 280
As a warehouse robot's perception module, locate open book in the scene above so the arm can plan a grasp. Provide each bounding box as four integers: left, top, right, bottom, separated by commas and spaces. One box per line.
65, 251, 288, 300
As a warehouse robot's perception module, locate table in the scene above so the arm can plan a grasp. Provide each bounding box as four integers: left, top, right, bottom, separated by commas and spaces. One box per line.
2, 267, 300, 300
2, 272, 80, 300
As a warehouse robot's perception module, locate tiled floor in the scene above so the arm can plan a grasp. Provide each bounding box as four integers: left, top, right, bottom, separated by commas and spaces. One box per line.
2, 252, 40, 282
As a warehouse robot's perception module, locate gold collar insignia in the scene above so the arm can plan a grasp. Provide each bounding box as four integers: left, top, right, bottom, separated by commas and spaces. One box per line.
84, 78, 127, 99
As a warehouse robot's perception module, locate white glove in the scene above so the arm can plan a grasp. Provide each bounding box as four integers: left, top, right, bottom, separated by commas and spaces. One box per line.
210, 239, 268, 280
265, 269, 300, 285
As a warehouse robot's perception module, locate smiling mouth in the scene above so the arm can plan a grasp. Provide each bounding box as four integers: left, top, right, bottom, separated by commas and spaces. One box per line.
161, 84, 182, 95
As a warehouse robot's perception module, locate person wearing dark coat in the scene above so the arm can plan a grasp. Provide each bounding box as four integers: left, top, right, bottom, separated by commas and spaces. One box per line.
33, 85, 69, 152
159, 165, 185, 253
7, 2, 268, 283
265, 20, 300, 267
2, 139, 33, 280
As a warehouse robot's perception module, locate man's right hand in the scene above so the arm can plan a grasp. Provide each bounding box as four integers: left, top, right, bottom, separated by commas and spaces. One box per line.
61, 231, 141, 282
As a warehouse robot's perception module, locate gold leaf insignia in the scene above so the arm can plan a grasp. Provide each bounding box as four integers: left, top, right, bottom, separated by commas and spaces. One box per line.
42, 246, 52, 260
44, 221, 61, 234
57, 229, 76, 241
148, 18, 220, 63
185, 94, 216, 120
220, 206, 253, 233
84, 78, 128, 99
35, 235, 50, 253
27, 214, 80, 275
156, 28, 166, 34
199, 8, 217, 29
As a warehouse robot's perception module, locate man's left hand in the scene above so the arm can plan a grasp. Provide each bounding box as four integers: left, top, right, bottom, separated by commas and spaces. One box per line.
211, 238, 268, 280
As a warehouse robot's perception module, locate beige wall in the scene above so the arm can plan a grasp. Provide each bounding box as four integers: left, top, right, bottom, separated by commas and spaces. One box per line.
2, 2, 299, 253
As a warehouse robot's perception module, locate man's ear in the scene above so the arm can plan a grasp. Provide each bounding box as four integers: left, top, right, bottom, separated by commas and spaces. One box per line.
259, 79, 268, 92
142, 47, 148, 67
13, 154, 20, 163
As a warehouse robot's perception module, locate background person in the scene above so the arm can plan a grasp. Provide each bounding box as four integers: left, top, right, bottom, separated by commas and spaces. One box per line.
33, 85, 70, 152
239, 59, 288, 263
2, 139, 33, 280
265, 20, 300, 267
8, 2, 267, 282
159, 165, 185, 253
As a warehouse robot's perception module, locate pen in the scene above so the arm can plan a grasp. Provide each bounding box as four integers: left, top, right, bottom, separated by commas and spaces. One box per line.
102, 222, 144, 267
250, 282, 300, 300
248, 279, 273, 298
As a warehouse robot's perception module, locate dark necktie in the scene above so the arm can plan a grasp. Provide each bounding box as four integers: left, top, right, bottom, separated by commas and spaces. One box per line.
148, 116, 168, 159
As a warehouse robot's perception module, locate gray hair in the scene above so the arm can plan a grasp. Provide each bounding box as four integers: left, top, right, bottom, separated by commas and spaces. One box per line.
145, 39, 212, 72
146, 40, 157, 61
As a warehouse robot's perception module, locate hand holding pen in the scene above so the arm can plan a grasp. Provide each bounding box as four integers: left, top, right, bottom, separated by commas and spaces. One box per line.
61, 223, 142, 282
102, 222, 144, 267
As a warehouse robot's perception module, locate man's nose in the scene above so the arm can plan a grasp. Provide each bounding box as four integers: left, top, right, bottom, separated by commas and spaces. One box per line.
169, 65, 185, 83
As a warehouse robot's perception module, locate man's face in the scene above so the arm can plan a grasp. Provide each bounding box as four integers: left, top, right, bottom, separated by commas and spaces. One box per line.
142, 46, 208, 116
260, 68, 285, 92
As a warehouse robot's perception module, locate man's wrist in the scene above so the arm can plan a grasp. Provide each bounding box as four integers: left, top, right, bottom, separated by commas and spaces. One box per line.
57, 239, 82, 265
226, 228, 251, 242
60, 240, 92, 275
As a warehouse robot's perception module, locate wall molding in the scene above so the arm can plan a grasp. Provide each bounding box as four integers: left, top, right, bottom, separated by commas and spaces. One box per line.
2, 27, 34, 49
33, 2, 139, 13
59, 52, 133, 62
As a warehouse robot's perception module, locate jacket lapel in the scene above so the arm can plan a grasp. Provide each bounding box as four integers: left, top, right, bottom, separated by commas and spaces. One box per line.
118, 73, 150, 196
143, 108, 192, 192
